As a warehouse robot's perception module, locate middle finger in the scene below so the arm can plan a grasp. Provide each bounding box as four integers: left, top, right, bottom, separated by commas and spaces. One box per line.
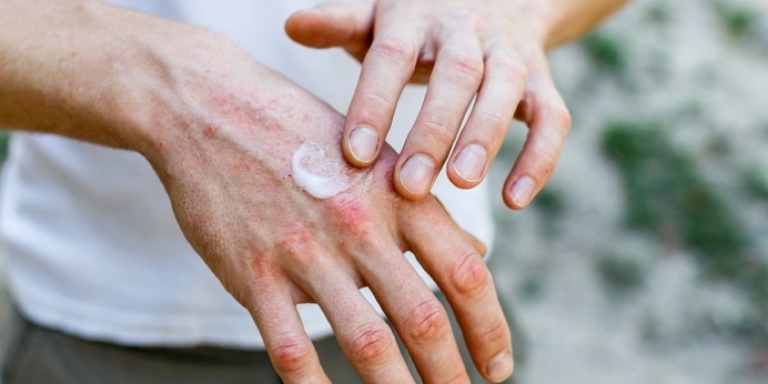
394, 28, 484, 200
299, 257, 415, 383
357, 241, 470, 383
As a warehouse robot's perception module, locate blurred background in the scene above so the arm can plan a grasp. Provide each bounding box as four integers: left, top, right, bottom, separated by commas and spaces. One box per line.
0, 0, 767, 383
487, 0, 768, 382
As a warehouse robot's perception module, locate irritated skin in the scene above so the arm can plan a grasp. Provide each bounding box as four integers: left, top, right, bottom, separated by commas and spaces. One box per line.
0, 1, 513, 383
0, 0, 630, 382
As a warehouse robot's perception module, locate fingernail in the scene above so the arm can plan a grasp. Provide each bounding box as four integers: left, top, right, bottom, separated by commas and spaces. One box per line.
486, 351, 514, 382
399, 154, 435, 196
348, 126, 379, 163
453, 143, 487, 183
509, 176, 536, 207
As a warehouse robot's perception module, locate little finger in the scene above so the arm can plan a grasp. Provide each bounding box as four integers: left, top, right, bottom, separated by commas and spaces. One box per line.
503, 65, 571, 210
248, 281, 330, 383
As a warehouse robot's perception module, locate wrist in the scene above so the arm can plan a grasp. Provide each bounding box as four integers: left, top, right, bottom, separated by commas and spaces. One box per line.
538, 0, 629, 50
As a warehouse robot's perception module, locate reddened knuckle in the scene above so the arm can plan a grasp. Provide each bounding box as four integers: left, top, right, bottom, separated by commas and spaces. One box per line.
371, 36, 418, 62
347, 323, 395, 367
404, 299, 450, 342
326, 195, 374, 235
450, 250, 490, 296
275, 226, 313, 257
270, 335, 315, 374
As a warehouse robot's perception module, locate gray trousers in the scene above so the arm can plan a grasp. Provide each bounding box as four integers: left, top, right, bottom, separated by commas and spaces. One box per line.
1, 291, 522, 384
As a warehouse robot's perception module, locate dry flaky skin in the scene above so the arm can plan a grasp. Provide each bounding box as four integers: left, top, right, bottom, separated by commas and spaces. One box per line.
286, 0, 627, 213
0, 0, 513, 383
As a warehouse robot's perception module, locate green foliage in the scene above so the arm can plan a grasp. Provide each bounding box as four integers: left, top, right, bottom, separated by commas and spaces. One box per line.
741, 165, 768, 202
533, 187, 565, 216
602, 120, 768, 344
532, 186, 567, 238
714, 1, 761, 40
0, 131, 10, 162
581, 31, 628, 75
601, 120, 751, 279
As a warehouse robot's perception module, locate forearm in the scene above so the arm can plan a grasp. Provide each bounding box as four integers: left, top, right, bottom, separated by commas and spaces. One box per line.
0, 0, 139, 147
538, 0, 629, 49
0, 0, 254, 157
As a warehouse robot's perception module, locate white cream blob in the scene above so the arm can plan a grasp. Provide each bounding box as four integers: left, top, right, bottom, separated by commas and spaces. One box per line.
291, 142, 362, 199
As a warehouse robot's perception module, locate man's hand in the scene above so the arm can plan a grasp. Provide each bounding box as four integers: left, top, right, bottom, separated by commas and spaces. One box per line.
286, 0, 627, 209
0, 1, 513, 382
148, 61, 513, 383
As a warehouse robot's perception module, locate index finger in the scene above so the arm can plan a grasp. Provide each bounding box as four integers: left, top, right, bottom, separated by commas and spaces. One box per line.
342, 14, 426, 166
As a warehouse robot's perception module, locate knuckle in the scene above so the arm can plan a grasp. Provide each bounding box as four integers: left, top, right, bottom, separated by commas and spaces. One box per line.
443, 50, 484, 84
346, 323, 396, 367
270, 334, 315, 374
479, 322, 510, 348
326, 195, 375, 235
549, 103, 572, 131
474, 111, 508, 137
495, 56, 528, 83
419, 115, 458, 146
530, 150, 559, 181
371, 36, 418, 63
404, 299, 450, 343
449, 250, 490, 297
275, 226, 314, 258
357, 90, 392, 110
488, 54, 529, 84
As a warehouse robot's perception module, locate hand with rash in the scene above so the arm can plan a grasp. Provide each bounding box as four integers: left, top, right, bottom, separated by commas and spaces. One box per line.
0, 1, 513, 382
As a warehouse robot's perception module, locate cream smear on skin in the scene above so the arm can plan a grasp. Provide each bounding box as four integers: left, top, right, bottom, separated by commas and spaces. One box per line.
291, 142, 369, 199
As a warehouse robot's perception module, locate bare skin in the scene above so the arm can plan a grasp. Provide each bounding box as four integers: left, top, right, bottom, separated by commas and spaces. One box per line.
286, 0, 628, 209
0, 0, 512, 383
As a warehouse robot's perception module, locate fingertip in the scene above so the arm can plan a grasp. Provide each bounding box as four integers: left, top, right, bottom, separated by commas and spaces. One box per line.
345, 125, 380, 166
286, 1, 375, 50
285, 7, 357, 49
485, 351, 514, 383
448, 143, 488, 189
503, 175, 537, 210
284, 9, 323, 45
395, 153, 437, 200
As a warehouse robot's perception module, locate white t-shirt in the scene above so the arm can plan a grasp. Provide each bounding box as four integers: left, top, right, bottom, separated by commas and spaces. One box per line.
0, 0, 494, 349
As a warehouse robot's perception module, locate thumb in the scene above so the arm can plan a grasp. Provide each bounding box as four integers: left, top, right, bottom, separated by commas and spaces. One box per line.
285, 1, 374, 52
